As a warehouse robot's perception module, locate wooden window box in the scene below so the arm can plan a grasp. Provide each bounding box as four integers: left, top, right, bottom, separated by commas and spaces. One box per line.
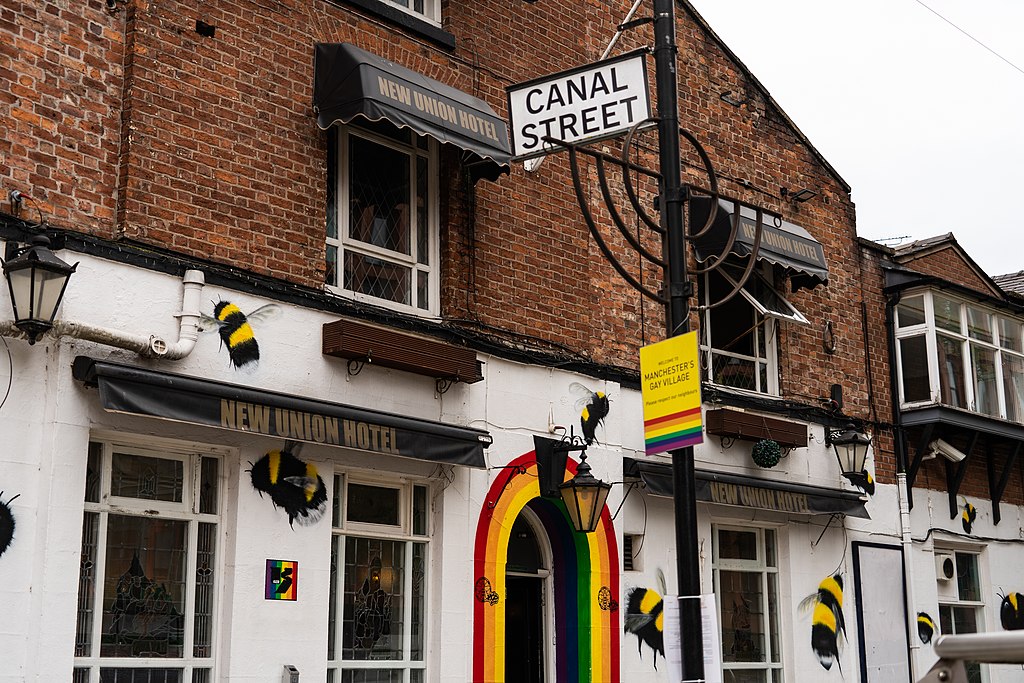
705, 407, 807, 448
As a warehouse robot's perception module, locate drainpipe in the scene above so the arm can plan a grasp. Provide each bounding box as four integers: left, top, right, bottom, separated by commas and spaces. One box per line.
0, 269, 205, 359
887, 291, 919, 679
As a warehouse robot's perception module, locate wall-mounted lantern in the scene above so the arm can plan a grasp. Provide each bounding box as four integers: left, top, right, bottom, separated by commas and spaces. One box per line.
2, 234, 77, 344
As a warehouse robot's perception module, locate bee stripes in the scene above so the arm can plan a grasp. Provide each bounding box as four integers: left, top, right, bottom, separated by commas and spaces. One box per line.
961, 499, 977, 534
624, 586, 665, 668
999, 591, 1024, 630
250, 445, 328, 527
214, 301, 260, 369
803, 573, 846, 671
917, 612, 936, 644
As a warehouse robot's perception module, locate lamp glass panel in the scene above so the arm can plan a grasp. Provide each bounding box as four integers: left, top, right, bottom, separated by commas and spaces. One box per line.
6, 267, 32, 320
31, 267, 70, 323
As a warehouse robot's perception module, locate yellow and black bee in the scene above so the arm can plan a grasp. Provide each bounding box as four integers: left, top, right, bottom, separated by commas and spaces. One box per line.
249, 441, 327, 527
845, 469, 875, 496
200, 301, 280, 370
999, 591, 1024, 630
800, 573, 846, 671
571, 382, 610, 445
961, 498, 977, 534
624, 585, 664, 667
0, 491, 19, 558
917, 612, 936, 644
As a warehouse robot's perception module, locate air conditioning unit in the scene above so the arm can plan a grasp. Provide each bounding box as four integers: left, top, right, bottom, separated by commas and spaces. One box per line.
935, 552, 956, 582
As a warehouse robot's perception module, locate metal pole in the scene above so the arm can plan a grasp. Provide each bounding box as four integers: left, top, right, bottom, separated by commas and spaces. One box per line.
652, 0, 704, 680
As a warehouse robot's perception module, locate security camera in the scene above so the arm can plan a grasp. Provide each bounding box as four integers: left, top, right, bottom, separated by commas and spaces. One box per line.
928, 438, 968, 463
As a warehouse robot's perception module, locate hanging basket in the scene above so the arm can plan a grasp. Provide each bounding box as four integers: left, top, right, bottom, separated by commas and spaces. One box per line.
751, 439, 782, 468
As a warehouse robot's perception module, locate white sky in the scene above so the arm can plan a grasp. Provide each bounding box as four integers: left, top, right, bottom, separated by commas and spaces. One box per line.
685, 0, 1024, 278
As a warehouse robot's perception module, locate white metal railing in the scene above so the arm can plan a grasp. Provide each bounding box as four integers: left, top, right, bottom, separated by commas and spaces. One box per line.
918, 631, 1024, 683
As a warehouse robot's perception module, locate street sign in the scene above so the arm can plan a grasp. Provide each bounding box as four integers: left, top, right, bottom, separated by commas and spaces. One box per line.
639, 332, 703, 455
507, 50, 651, 160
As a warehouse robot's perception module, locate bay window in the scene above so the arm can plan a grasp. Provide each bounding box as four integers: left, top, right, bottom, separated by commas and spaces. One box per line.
894, 290, 1024, 423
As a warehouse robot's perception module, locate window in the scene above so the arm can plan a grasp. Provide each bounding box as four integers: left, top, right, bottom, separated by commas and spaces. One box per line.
622, 534, 642, 572
328, 475, 429, 683
700, 263, 806, 395
893, 290, 1024, 423
326, 123, 438, 315
373, 0, 440, 24
938, 551, 985, 683
74, 439, 221, 683
712, 526, 783, 683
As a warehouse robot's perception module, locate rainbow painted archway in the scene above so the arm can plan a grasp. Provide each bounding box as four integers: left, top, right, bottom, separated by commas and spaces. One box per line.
473, 451, 620, 683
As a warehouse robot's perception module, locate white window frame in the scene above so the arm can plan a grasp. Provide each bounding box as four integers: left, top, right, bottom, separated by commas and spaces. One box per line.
700, 263, 804, 396
711, 524, 784, 682
326, 123, 440, 316
328, 473, 431, 683
378, 0, 441, 25
73, 434, 228, 683
936, 549, 988, 683
893, 289, 1024, 424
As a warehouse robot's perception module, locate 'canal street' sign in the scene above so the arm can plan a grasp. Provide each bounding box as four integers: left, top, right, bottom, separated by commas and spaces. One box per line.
507, 50, 651, 159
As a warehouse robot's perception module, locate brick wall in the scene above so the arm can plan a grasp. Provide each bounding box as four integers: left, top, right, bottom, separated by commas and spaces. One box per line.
3, 0, 879, 446
899, 244, 996, 296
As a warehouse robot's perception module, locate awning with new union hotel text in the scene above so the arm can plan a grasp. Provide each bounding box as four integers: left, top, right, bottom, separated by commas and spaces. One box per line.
72, 356, 490, 468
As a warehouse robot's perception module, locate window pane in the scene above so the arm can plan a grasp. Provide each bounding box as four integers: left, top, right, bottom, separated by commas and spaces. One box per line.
416, 270, 428, 311
718, 529, 758, 561
416, 156, 428, 266
934, 294, 962, 333
333, 475, 344, 528
101, 516, 187, 658
343, 537, 406, 661
343, 251, 411, 306
347, 484, 400, 526
192, 522, 216, 658
1000, 318, 1022, 352
709, 272, 756, 356
348, 136, 411, 256
327, 127, 338, 241
110, 453, 183, 503
99, 669, 183, 683
896, 295, 925, 327
967, 307, 992, 342
956, 553, 980, 602
971, 345, 998, 416
326, 244, 338, 287
329, 535, 339, 661
86, 442, 102, 503
198, 457, 218, 515
411, 543, 425, 660
937, 334, 966, 408
767, 573, 780, 663
764, 529, 776, 568
412, 486, 427, 536
720, 570, 766, 662
899, 335, 930, 403
712, 354, 757, 393
1002, 354, 1024, 423
76, 512, 100, 656
340, 671, 406, 683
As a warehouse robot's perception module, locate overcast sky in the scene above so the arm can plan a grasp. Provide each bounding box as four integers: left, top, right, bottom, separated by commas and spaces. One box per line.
685, 0, 1024, 278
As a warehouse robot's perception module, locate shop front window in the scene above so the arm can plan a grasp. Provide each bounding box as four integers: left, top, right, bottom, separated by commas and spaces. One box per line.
74, 440, 220, 683
938, 551, 985, 683
713, 526, 783, 682
329, 476, 428, 683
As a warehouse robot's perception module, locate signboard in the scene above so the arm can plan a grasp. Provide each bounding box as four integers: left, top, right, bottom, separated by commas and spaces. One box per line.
639, 332, 703, 455
507, 50, 651, 159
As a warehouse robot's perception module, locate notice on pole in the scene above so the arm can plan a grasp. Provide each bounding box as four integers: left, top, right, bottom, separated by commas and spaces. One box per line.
663, 594, 723, 683
639, 332, 702, 455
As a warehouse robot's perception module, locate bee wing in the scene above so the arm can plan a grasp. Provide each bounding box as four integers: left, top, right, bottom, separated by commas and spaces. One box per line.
569, 381, 597, 409
798, 593, 819, 615
624, 612, 657, 632
245, 304, 282, 324
198, 312, 228, 333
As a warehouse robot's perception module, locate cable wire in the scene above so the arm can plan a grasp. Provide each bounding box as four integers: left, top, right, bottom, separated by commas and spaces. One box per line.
912, 0, 1024, 77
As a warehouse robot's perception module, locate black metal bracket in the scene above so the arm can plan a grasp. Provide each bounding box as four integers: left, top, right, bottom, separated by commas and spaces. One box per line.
346, 357, 368, 376
945, 432, 978, 519
988, 441, 1020, 525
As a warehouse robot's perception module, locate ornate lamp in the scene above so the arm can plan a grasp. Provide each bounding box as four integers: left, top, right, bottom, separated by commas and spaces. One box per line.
826, 422, 872, 477
2, 234, 77, 344
559, 450, 611, 534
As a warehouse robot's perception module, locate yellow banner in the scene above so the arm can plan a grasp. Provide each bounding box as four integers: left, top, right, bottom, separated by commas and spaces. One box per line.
639, 332, 703, 455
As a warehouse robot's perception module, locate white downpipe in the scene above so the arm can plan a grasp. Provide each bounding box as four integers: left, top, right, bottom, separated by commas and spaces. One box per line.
897, 471, 920, 680
0, 269, 205, 360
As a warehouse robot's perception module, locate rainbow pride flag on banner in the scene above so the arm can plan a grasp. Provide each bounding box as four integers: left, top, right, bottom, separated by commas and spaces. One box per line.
639, 332, 703, 455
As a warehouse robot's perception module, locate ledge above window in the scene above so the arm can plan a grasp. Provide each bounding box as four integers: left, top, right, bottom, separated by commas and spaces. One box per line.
323, 317, 484, 387
705, 406, 808, 448
329, 0, 455, 50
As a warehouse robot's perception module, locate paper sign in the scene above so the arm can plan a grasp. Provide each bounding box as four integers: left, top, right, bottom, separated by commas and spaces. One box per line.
639, 332, 703, 455
663, 594, 723, 683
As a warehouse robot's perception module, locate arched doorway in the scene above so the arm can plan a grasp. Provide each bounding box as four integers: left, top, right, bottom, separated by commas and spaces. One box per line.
474, 451, 621, 683
505, 508, 552, 683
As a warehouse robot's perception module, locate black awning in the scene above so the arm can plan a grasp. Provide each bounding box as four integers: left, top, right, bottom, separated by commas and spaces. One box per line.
624, 457, 869, 518
690, 196, 829, 292
313, 43, 511, 182
73, 356, 490, 468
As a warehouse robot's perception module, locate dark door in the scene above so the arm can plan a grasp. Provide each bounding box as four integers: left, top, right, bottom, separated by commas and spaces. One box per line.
505, 575, 544, 683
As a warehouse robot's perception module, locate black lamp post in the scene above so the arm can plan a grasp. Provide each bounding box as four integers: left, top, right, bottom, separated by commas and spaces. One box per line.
826, 423, 872, 476
2, 234, 77, 344
559, 450, 612, 534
